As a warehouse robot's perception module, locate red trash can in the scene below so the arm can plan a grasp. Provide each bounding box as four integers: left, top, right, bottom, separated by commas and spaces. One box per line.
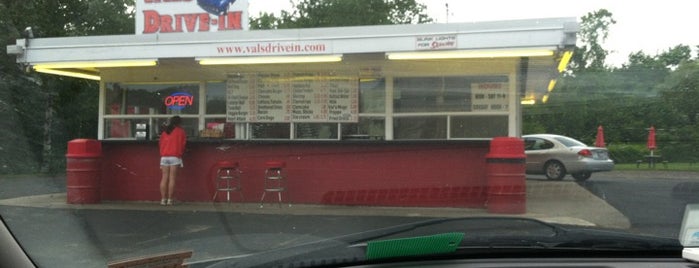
66, 139, 102, 204
485, 137, 526, 214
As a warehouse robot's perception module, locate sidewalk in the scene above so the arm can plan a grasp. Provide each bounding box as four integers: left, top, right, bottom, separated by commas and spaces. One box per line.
0, 178, 631, 230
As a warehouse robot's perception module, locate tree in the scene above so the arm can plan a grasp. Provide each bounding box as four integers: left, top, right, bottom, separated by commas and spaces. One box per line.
523, 9, 674, 148
250, 0, 432, 30
1, 0, 134, 174
616, 45, 692, 97
1, 2, 48, 173
625, 45, 692, 72
1, 0, 134, 37
524, 9, 617, 138
250, 12, 281, 30
569, 9, 616, 72
655, 59, 699, 162
658, 45, 692, 68
660, 60, 699, 125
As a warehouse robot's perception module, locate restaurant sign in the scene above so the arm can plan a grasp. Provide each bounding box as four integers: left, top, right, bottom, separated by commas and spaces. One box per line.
165, 92, 194, 110
135, 0, 249, 34
416, 35, 457, 50
471, 82, 509, 112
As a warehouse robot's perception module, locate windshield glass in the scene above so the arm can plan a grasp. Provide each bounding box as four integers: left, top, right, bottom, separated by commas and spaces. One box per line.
2, 0, 699, 267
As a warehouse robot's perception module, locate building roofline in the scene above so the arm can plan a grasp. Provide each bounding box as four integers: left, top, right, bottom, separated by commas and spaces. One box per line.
8, 17, 578, 65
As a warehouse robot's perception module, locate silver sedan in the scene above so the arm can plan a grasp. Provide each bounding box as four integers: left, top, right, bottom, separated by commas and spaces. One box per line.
523, 134, 614, 181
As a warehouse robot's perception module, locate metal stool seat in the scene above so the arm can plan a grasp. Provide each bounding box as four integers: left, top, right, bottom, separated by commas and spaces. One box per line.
213, 161, 243, 203
260, 161, 288, 208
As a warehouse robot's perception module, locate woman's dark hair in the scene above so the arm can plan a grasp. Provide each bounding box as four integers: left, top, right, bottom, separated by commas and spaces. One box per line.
163, 116, 182, 134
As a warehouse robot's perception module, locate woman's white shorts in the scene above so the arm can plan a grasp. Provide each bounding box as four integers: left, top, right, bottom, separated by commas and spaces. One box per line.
160, 157, 183, 167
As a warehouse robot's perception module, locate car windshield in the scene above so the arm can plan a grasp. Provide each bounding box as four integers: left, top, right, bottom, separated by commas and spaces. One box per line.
552, 136, 588, 148
2, 0, 699, 267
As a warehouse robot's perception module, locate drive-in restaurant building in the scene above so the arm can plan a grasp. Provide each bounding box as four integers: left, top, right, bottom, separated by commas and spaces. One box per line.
6, 0, 578, 210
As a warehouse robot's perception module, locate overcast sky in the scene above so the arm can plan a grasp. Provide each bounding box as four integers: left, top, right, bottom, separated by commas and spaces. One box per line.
248, 0, 699, 66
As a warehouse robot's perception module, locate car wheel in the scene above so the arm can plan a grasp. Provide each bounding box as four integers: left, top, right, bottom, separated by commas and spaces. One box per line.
544, 161, 566, 180
572, 172, 592, 182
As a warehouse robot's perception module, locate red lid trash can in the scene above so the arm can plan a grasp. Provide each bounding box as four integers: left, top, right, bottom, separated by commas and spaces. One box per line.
66, 139, 102, 204
485, 137, 526, 214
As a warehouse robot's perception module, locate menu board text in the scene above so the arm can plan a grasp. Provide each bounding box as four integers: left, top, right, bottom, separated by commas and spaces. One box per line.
227, 72, 359, 123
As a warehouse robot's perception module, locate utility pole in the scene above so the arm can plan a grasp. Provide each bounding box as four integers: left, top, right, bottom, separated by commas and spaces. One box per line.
445, 3, 449, 23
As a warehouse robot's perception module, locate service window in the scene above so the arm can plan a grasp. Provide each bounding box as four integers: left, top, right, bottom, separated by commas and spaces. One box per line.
392, 76, 509, 140
394, 77, 473, 113
295, 123, 338, 139
103, 83, 199, 139
105, 83, 199, 115
394, 116, 447, 140
451, 115, 508, 138
205, 82, 226, 115
341, 118, 385, 140
251, 123, 291, 139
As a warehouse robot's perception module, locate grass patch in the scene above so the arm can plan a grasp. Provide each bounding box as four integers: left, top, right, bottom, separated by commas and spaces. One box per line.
0, 174, 60, 179
615, 162, 699, 171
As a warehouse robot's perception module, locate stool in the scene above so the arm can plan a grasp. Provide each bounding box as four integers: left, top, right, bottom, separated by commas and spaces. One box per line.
260, 161, 288, 208
212, 161, 243, 203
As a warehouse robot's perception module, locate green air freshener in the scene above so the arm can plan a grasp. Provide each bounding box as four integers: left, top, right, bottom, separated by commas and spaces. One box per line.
366, 232, 464, 260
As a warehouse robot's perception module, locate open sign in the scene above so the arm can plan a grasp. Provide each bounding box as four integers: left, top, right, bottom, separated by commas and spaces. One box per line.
165, 92, 194, 110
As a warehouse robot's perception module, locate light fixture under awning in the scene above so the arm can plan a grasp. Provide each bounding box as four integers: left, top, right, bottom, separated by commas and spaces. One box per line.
31, 59, 157, 81
386, 49, 554, 60
34, 68, 101, 81
521, 98, 536, 105
197, 54, 343, 65
32, 59, 157, 69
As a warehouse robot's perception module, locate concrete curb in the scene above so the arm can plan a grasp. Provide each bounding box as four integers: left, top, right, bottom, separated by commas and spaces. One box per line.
0, 178, 630, 230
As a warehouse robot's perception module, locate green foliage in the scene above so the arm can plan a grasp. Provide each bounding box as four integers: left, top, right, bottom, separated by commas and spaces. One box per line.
249, 12, 281, 29
615, 162, 699, 171
522, 120, 546, 135
569, 9, 616, 72
250, 0, 432, 29
607, 143, 648, 164
0, 74, 42, 173
659, 124, 699, 163
526, 9, 699, 164
660, 60, 699, 124
1, 0, 132, 174
1, 0, 135, 37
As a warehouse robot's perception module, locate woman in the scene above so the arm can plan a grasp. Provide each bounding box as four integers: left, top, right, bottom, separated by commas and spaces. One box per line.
159, 115, 186, 205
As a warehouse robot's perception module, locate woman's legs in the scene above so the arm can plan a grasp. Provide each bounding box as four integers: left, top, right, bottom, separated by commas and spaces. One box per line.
167, 166, 179, 202
160, 165, 170, 203
160, 162, 180, 205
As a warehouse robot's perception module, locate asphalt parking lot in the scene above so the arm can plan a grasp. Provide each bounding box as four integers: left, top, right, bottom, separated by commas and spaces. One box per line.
6, 171, 691, 266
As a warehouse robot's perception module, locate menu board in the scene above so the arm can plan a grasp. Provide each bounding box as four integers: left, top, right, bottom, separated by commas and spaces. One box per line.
227, 72, 358, 123
471, 82, 509, 112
